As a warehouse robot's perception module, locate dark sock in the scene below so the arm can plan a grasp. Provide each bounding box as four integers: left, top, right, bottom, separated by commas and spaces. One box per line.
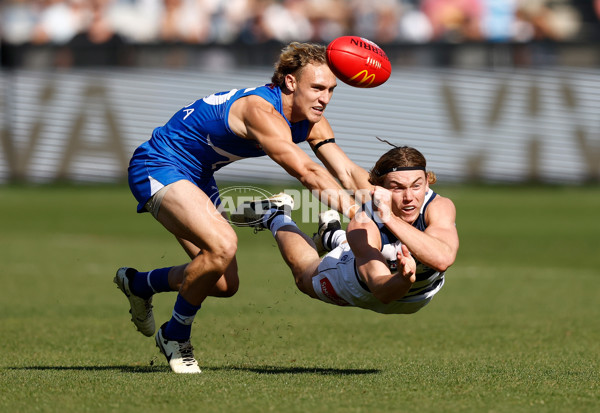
163, 294, 201, 341
130, 266, 173, 299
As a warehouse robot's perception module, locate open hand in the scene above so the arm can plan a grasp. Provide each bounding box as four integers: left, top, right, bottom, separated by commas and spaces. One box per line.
397, 244, 416, 283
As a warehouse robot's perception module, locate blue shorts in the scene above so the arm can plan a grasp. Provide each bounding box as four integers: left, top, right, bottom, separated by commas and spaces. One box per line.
128, 148, 221, 213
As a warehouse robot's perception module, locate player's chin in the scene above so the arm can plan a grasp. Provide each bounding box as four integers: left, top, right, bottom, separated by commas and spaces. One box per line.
308, 109, 324, 122
398, 209, 418, 223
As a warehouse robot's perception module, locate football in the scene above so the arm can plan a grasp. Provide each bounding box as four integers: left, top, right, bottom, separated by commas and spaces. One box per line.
326, 36, 392, 88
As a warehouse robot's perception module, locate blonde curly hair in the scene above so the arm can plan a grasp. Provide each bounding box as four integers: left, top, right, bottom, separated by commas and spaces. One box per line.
271, 42, 327, 91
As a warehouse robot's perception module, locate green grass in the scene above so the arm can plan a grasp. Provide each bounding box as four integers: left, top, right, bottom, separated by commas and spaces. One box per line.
1, 183, 599, 412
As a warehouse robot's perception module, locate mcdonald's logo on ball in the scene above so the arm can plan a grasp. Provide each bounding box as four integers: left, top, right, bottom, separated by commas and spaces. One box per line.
326, 36, 392, 88
350, 70, 377, 87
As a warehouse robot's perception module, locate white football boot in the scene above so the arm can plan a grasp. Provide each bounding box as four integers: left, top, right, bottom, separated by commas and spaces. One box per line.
312, 210, 342, 255
113, 267, 155, 337
155, 323, 201, 374
230, 192, 294, 230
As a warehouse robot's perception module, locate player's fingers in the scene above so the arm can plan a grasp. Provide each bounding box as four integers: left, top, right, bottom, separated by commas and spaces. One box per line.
371, 185, 381, 199
398, 244, 410, 258
372, 186, 389, 207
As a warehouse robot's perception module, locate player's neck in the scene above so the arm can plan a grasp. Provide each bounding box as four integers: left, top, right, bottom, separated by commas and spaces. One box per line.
280, 89, 295, 122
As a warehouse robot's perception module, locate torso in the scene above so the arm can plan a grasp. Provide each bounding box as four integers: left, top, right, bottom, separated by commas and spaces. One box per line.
135, 84, 311, 178
363, 190, 445, 299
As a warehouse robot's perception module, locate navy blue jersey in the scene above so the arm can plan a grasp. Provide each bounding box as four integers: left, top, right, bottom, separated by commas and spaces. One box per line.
361, 190, 445, 301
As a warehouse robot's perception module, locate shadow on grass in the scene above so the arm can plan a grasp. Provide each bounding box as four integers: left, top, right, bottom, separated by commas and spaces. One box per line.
7, 365, 166, 373
213, 365, 381, 375
8, 365, 380, 376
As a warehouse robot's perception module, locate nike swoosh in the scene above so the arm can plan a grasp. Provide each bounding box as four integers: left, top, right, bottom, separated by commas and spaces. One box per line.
159, 335, 174, 361
119, 278, 131, 298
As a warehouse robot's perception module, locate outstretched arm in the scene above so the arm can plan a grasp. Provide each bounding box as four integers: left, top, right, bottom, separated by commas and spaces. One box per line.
230, 96, 360, 217
307, 117, 373, 196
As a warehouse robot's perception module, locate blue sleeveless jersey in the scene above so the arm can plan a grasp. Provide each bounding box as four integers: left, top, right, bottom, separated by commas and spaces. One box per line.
128, 84, 311, 212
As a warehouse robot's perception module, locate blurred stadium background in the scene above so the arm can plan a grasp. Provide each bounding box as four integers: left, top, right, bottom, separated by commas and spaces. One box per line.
1, 0, 599, 185
2, 4, 599, 410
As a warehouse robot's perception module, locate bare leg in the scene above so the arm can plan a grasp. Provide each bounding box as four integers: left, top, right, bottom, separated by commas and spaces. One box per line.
156, 180, 237, 306
167, 259, 239, 298
176, 213, 240, 298
273, 225, 321, 299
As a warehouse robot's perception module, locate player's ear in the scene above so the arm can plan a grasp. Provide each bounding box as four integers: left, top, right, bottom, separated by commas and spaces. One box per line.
284, 74, 297, 92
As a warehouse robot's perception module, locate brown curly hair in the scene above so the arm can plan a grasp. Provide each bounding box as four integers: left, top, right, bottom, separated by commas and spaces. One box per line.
369, 146, 437, 186
271, 42, 327, 91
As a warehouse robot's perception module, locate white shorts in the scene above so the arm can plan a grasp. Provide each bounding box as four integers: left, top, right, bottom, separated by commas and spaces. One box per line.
312, 243, 444, 315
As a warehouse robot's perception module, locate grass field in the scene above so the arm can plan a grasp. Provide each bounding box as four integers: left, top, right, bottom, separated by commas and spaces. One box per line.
1, 183, 599, 412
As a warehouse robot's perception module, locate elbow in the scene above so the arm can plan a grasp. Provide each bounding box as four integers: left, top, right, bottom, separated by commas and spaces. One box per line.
431, 255, 456, 273
368, 272, 415, 304
425, 245, 458, 273
371, 285, 407, 305
432, 262, 450, 273
372, 289, 393, 304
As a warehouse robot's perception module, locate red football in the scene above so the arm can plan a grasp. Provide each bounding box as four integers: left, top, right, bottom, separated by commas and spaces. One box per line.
326, 36, 392, 88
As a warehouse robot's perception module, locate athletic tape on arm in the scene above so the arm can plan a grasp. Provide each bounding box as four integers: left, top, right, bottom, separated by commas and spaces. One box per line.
312, 138, 336, 153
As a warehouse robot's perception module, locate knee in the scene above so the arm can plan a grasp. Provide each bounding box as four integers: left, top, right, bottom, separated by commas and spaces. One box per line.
210, 231, 238, 269
202, 227, 237, 268
293, 272, 312, 296
220, 278, 239, 297
215, 264, 240, 297
186, 232, 238, 279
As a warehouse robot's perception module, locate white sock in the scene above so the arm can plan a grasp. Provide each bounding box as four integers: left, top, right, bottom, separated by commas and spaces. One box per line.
268, 213, 296, 236
323, 229, 347, 251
